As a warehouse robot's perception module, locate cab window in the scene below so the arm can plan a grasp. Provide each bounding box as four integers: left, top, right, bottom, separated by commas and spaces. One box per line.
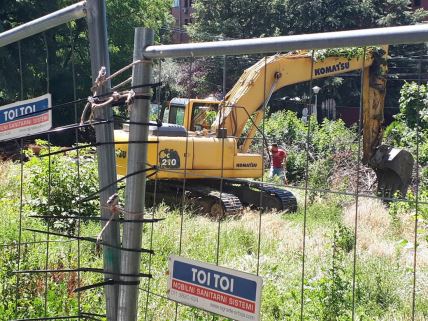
168, 104, 185, 125
190, 103, 219, 131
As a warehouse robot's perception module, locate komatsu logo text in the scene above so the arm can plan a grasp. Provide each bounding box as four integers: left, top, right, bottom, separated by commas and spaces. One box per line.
314, 62, 350, 76
236, 162, 257, 168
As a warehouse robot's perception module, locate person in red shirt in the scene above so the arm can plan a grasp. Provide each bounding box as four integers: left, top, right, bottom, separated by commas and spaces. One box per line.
269, 143, 288, 184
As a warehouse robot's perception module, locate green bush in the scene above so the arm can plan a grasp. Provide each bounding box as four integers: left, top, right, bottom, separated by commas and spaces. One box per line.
263, 110, 308, 146
334, 223, 354, 253
397, 82, 428, 130
25, 141, 99, 234
256, 110, 358, 187
385, 81, 428, 219
312, 118, 357, 158
385, 82, 428, 163
308, 158, 333, 201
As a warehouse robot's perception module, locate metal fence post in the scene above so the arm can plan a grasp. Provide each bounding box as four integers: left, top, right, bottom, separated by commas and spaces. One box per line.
0, 1, 86, 48
117, 27, 153, 321
86, 0, 121, 320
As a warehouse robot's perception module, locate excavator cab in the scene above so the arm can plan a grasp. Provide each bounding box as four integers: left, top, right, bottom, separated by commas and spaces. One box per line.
164, 98, 187, 125
164, 98, 221, 132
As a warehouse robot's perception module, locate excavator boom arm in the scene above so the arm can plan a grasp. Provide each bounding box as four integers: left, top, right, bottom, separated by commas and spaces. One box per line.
213, 47, 413, 197
214, 52, 375, 142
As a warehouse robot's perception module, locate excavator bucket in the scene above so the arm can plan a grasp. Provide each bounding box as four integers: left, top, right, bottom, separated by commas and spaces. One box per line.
369, 145, 414, 198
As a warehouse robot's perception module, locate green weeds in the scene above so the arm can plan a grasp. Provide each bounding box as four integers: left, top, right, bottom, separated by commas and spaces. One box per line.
1, 142, 428, 320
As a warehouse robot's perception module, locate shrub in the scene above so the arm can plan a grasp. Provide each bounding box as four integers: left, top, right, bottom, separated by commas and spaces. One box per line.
257, 110, 358, 187
25, 141, 99, 234
384, 81, 428, 225
334, 223, 354, 253
397, 82, 428, 130
384, 82, 428, 166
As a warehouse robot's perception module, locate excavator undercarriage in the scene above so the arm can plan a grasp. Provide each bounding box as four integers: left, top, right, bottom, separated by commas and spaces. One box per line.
144, 178, 297, 219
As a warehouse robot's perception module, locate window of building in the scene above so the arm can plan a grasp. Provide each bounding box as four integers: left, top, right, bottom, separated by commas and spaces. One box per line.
184, 18, 189, 25
184, 0, 189, 8
172, 0, 179, 7
414, 0, 421, 7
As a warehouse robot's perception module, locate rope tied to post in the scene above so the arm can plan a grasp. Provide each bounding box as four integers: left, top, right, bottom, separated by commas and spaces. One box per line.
80, 63, 161, 126
125, 89, 135, 112
96, 193, 120, 254
91, 66, 107, 94
91, 60, 152, 93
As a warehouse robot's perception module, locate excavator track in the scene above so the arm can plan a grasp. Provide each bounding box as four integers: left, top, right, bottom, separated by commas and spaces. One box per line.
144, 179, 296, 217
189, 187, 243, 219
254, 183, 298, 212
145, 180, 242, 218
217, 192, 243, 214
220, 179, 298, 213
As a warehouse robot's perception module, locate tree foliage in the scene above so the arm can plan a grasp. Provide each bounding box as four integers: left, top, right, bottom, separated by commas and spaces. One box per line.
182, 0, 427, 102
189, 0, 425, 40
0, 0, 173, 144
385, 82, 428, 167
284, 0, 426, 34
188, 0, 283, 41
107, 0, 174, 72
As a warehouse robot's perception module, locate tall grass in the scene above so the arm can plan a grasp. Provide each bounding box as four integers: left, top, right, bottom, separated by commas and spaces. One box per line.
1, 160, 428, 320
139, 195, 428, 320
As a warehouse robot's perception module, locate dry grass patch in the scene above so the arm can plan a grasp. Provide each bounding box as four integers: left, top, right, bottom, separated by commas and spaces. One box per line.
343, 197, 428, 268
343, 198, 395, 259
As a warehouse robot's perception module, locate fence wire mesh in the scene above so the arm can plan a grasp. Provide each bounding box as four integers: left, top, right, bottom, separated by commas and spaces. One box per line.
0, 19, 427, 321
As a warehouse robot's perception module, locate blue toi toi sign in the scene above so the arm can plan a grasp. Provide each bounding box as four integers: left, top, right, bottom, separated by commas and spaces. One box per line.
168, 255, 263, 321
0, 94, 51, 141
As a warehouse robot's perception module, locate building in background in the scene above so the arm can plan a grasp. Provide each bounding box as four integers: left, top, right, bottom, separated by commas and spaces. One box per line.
412, 0, 428, 10
171, 0, 194, 43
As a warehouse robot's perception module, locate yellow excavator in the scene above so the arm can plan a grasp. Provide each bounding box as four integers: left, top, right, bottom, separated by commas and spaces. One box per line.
114, 47, 414, 217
